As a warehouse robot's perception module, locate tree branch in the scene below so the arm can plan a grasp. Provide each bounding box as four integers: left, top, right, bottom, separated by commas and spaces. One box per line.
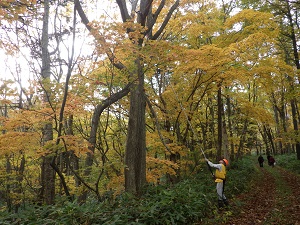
147, 0, 165, 35
88, 82, 133, 152
151, 0, 180, 40
116, 0, 131, 22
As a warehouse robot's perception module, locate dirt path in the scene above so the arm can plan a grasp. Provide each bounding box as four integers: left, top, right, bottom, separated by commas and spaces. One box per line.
223, 165, 300, 225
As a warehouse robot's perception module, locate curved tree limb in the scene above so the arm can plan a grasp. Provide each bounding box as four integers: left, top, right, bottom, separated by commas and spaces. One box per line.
88, 82, 132, 155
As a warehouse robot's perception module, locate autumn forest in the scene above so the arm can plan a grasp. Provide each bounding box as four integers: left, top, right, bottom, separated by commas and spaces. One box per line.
0, 0, 300, 224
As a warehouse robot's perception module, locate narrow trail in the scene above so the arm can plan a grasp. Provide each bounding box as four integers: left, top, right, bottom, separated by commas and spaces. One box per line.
223, 164, 300, 225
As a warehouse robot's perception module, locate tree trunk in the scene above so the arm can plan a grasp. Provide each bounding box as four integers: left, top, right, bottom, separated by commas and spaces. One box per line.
290, 99, 300, 159
226, 93, 235, 161
40, 0, 55, 205
124, 58, 146, 195
283, 0, 300, 160
272, 99, 282, 153
217, 85, 223, 161
264, 125, 276, 155
236, 120, 248, 160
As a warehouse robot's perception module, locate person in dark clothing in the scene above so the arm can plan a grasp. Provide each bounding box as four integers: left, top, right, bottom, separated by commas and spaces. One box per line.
258, 155, 264, 167
267, 155, 275, 167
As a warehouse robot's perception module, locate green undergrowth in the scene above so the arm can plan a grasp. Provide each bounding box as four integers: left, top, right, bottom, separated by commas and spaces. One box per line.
274, 153, 300, 174
0, 156, 273, 225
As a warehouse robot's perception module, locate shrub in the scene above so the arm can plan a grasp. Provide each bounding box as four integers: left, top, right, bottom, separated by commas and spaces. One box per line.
0, 156, 263, 225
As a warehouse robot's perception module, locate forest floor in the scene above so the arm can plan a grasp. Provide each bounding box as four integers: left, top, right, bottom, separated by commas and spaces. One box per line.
220, 163, 300, 225
199, 162, 300, 225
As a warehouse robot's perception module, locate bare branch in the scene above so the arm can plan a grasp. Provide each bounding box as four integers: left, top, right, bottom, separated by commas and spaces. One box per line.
116, 0, 131, 22
151, 0, 180, 40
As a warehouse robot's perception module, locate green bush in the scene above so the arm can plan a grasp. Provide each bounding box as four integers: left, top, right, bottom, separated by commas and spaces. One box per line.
0, 156, 262, 225
274, 153, 300, 174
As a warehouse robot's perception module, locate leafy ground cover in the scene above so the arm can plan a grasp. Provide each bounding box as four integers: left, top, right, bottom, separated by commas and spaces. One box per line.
0, 157, 254, 225
1, 154, 299, 224
200, 154, 300, 225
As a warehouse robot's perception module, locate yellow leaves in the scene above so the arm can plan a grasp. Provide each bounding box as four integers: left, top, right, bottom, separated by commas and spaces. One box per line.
251, 58, 293, 90
0, 131, 40, 156
172, 44, 233, 87
0, 107, 89, 158
146, 156, 179, 184
235, 98, 274, 125
146, 131, 189, 156
59, 135, 91, 157
106, 175, 125, 196
0, 99, 13, 105
222, 9, 279, 52
34, 135, 91, 158
163, 0, 221, 49
0, 79, 18, 99
63, 93, 87, 116
225, 9, 278, 38
122, 21, 147, 42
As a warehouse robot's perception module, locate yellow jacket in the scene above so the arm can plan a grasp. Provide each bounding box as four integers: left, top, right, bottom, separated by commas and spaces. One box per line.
207, 160, 226, 183
214, 164, 226, 183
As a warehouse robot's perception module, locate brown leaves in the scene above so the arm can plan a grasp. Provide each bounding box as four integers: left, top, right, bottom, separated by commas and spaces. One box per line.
225, 167, 300, 225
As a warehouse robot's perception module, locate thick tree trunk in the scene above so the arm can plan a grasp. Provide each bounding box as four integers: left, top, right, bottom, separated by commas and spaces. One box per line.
124, 59, 146, 195
290, 99, 300, 159
273, 100, 283, 153
236, 120, 248, 159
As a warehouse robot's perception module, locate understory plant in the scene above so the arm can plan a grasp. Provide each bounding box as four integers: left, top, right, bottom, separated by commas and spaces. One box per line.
0, 156, 257, 225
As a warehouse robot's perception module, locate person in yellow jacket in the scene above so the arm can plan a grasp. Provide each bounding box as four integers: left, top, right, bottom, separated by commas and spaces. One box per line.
205, 158, 229, 208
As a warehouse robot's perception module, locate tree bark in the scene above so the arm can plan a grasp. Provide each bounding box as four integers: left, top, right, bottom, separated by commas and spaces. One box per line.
124, 58, 146, 194
226, 93, 235, 161
217, 85, 223, 161
40, 0, 55, 205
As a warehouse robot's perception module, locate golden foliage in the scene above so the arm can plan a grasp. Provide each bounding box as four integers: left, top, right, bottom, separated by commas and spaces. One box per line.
106, 175, 125, 197
0, 0, 297, 202
59, 135, 91, 157
146, 156, 179, 184
223, 9, 279, 44
0, 131, 40, 156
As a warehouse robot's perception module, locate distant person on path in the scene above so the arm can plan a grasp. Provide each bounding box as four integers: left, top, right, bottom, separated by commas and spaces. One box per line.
205, 158, 229, 208
267, 155, 275, 167
258, 155, 264, 167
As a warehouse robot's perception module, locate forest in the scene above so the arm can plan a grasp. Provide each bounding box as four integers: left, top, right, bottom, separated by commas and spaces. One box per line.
0, 0, 300, 224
